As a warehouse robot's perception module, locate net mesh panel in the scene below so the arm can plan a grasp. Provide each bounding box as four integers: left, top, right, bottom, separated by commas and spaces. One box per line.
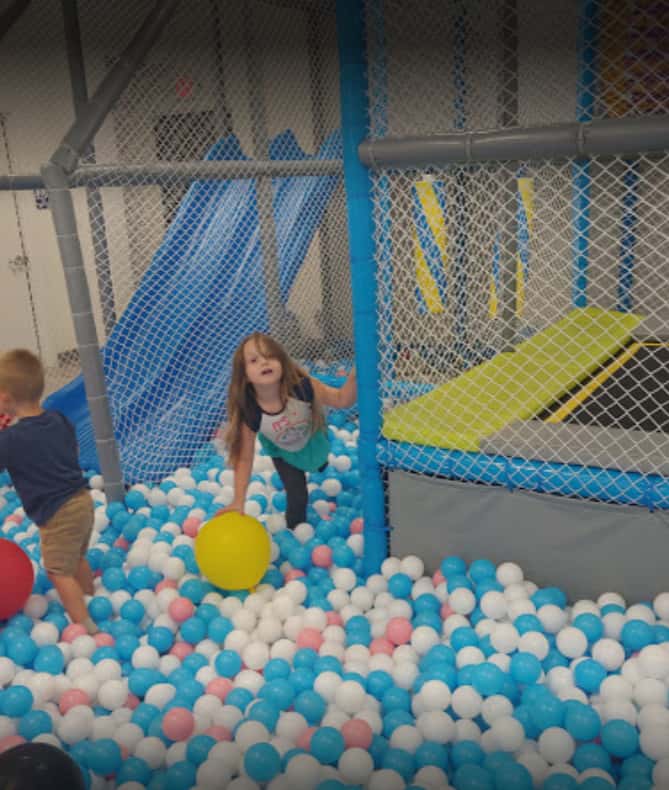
370, 0, 669, 505
0, 0, 352, 480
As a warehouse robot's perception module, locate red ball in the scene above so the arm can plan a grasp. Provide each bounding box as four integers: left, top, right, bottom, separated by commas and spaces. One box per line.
0, 539, 34, 620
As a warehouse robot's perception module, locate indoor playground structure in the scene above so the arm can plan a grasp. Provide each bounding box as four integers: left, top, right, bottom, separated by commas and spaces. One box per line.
2, 0, 669, 788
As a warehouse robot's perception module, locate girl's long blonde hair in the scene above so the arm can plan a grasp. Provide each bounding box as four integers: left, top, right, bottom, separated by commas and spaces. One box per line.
225, 332, 325, 466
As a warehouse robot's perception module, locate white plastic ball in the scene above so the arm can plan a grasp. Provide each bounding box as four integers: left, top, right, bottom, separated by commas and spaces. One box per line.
416, 710, 455, 744
97, 679, 128, 710
556, 627, 588, 659
451, 686, 483, 719
449, 588, 476, 615
538, 727, 575, 764
478, 592, 505, 621
334, 680, 366, 715
496, 562, 523, 586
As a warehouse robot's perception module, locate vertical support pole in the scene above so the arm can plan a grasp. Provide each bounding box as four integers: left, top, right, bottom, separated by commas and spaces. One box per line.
498, 0, 519, 349
572, 0, 598, 308
243, 3, 287, 339
335, 0, 387, 575
41, 163, 125, 502
367, 0, 394, 385
616, 161, 639, 312
452, 5, 470, 361
61, 0, 116, 338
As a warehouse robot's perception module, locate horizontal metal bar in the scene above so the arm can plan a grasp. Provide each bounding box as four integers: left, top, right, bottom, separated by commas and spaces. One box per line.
69, 158, 343, 186
0, 159, 343, 191
359, 114, 669, 169
0, 174, 44, 190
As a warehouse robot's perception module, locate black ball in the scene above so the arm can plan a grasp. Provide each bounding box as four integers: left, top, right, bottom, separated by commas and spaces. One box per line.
0, 742, 85, 790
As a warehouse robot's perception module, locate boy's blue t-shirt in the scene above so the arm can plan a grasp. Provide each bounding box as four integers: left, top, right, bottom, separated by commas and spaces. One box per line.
0, 410, 87, 525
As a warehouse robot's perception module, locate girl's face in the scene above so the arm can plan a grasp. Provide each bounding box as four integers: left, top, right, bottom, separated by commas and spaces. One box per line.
243, 340, 283, 387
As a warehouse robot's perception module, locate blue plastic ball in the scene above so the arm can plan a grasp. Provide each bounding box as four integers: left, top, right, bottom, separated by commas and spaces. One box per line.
310, 726, 345, 765
293, 690, 326, 725
573, 659, 607, 693
601, 718, 640, 758
510, 652, 542, 684
244, 742, 282, 783
33, 645, 65, 675
1, 685, 33, 717
564, 700, 601, 741
87, 738, 122, 776
18, 709, 52, 739
214, 649, 242, 678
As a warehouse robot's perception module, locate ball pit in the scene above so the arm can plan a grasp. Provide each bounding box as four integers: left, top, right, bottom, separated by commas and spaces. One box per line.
1, 414, 669, 789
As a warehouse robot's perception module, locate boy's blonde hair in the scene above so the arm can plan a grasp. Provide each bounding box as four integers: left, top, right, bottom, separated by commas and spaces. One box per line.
0, 349, 45, 403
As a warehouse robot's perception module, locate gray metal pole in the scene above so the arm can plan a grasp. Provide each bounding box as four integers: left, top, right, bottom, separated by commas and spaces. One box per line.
0, 160, 343, 190
359, 114, 669, 170
43, 0, 180, 501
51, 0, 181, 173
61, 0, 117, 337
41, 162, 124, 501
497, 0, 519, 349
71, 159, 343, 184
0, 174, 43, 190
243, 2, 287, 339
0, 0, 31, 45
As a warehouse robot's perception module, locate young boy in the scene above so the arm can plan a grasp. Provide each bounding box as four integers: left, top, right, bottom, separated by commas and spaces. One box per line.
0, 349, 97, 634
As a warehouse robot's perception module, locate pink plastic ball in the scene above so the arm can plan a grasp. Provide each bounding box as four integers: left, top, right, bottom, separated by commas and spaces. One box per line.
386, 617, 412, 645
433, 570, 445, 585
349, 517, 364, 534
162, 708, 195, 741
205, 726, 232, 741
342, 718, 373, 749
312, 546, 333, 568
329, 502, 337, 512
284, 570, 305, 582
440, 603, 454, 619
297, 726, 316, 751
124, 694, 139, 710
6, 514, 22, 525
168, 597, 195, 623
182, 517, 202, 537
59, 689, 90, 714
370, 638, 394, 656
62, 624, 87, 643
296, 628, 324, 651
114, 537, 129, 551
155, 579, 178, 593
94, 632, 115, 647
0, 736, 25, 754
206, 678, 233, 701
326, 612, 343, 626
169, 642, 194, 660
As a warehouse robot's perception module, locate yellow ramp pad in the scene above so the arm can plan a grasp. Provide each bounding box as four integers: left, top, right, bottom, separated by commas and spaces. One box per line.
382, 308, 643, 452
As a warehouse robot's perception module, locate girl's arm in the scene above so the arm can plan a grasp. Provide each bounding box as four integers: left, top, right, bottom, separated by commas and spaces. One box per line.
311, 367, 357, 410
219, 422, 256, 514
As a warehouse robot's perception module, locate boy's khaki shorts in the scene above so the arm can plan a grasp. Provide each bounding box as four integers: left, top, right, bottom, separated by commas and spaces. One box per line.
40, 489, 94, 576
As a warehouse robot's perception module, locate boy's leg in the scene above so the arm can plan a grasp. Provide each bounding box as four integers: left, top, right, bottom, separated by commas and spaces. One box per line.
47, 573, 97, 633
75, 556, 95, 596
272, 457, 308, 529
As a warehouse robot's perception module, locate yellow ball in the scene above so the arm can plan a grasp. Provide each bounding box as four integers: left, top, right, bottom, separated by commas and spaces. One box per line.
194, 512, 271, 590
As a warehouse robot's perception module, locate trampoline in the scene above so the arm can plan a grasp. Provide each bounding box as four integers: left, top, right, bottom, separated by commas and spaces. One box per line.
542, 341, 669, 433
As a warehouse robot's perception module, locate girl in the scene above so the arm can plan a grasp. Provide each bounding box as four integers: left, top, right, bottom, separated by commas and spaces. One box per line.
221, 332, 357, 528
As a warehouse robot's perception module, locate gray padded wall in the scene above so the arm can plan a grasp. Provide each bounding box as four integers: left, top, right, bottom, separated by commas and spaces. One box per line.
389, 470, 669, 602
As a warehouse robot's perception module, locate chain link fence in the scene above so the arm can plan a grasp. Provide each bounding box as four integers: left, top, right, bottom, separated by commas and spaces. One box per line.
1, 0, 353, 480
371, 0, 669, 508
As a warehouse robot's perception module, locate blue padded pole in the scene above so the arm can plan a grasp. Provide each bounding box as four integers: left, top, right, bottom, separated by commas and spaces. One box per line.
336, 0, 388, 575
616, 161, 639, 312
572, 0, 598, 308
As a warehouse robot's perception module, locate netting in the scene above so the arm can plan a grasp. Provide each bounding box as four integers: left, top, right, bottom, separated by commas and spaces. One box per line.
370, 0, 669, 508
1, 0, 353, 481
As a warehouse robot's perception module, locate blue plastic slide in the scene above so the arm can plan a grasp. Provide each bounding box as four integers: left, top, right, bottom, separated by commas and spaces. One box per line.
46, 130, 342, 482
